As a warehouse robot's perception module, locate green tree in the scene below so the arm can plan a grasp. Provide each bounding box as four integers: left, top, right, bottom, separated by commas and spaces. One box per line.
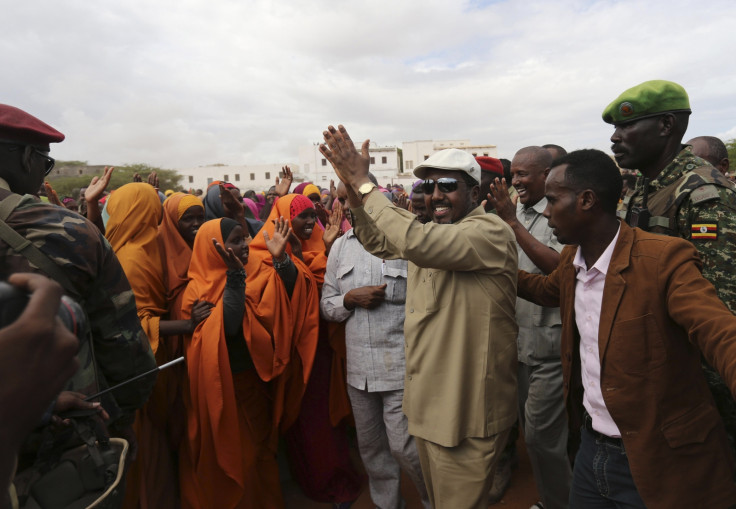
726, 139, 736, 164
47, 162, 182, 197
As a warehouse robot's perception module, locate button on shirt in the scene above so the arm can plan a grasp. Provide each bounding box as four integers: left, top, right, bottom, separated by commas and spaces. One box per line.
572, 224, 621, 437
320, 228, 408, 392
515, 198, 564, 365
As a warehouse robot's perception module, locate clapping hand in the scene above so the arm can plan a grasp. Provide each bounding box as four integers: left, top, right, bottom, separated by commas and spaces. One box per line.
320, 125, 371, 191
287, 230, 303, 260
44, 181, 62, 206
323, 204, 343, 253
85, 167, 114, 204
263, 217, 292, 261
147, 171, 159, 190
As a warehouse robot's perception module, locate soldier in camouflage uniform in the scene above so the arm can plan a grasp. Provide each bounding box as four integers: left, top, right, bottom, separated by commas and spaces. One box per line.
0, 104, 156, 461
603, 80, 736, 457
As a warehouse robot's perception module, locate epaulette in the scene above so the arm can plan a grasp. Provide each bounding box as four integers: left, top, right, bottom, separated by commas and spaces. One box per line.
690, 185, 721, 205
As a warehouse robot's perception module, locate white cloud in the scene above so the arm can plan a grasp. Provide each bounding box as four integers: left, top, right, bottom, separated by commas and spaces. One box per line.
3, 0, 735, 169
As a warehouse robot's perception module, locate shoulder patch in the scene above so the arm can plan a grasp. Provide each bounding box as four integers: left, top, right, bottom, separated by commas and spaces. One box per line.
690, 185, 720, 205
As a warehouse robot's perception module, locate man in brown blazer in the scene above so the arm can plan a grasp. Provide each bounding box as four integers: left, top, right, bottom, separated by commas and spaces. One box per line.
518, 148, 736, 509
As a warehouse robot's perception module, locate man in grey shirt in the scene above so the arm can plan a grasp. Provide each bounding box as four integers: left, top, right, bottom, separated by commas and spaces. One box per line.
488, 146, 571, 509
321, 182, 429, 509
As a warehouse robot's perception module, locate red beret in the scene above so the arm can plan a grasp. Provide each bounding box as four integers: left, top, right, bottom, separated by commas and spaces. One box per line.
0, 104, 65, 150
475, 156, 503, 176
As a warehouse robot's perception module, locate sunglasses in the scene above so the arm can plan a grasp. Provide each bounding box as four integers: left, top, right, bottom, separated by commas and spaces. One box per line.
421, 178, 461, 194
2, 143, 55, 175
33, 148, 55, 176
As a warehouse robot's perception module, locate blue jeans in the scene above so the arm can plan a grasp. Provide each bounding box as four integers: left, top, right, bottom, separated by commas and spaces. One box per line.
569, 415, 646, 509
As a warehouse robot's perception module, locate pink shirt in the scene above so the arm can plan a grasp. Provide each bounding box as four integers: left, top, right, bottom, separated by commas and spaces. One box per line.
572, 224, 621, 437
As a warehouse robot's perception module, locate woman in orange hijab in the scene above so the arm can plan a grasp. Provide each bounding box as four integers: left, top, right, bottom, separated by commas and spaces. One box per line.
105, 183, 211, 509
180, 216, 316, 508
250, 194, 362, 507
155, 192, 207, 492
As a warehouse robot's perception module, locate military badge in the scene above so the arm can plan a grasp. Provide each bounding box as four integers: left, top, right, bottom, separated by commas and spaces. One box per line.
619, 102, 634, 117
691, 223, 717, 240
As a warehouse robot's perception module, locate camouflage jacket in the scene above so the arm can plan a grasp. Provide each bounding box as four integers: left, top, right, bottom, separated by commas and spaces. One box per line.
624, 146, 736, 313
0, 189, 156, 426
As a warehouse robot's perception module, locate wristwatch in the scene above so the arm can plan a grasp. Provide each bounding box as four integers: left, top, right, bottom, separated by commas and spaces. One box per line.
358, 182, 377, 199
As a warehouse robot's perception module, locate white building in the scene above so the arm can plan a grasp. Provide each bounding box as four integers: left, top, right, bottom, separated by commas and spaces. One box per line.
174, 163, 301, 193
298, 143, 405, 188
402, 140, 498, 173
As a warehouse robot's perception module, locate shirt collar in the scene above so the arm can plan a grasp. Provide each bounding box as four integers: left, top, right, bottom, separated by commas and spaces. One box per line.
517, 197, 548, 215
572, 222, 621, 275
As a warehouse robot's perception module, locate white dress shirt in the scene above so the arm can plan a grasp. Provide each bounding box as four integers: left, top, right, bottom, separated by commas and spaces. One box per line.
572, 224, 621, 437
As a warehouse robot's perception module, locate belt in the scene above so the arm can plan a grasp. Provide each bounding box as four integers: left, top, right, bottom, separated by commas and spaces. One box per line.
583, 411, 624, 447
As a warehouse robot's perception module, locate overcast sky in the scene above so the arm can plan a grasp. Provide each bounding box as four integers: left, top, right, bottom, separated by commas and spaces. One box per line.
4, 0, 735, 168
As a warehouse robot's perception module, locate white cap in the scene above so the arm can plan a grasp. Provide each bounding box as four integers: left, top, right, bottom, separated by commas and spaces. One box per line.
413, 148, 481, 183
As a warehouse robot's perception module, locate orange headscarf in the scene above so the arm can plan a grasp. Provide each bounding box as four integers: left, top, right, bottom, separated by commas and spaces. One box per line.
180, 218, 319, 503
158, 193, 203, 316
249, 193, 328, 286
105, 183, 166, 354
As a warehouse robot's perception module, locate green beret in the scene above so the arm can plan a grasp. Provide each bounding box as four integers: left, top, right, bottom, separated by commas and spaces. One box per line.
602, 80, 691, 125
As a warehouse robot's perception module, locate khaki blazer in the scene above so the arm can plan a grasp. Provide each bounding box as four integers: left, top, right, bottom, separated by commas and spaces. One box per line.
352, 191, 519, 447
518, 222, 736, 508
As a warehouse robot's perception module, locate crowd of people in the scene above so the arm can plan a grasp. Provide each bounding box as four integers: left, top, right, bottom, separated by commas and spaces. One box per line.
2, 78, 736, 509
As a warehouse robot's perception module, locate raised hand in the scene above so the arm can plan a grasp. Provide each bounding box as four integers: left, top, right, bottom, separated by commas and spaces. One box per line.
314, 200, 329, 226
395, 193, 409, 210
213, 238, 244, 271
147, 171, 160, 190
326, 179, 337, 210
263, 216, 291, 261
132, 173, 142, 182
44, 181, 62, 206
85, 166, 114, 204
219, 184, 245, 223
287, 230, 303, 260
320, 125, 371, 190
486, 177, 519, 223
323, 204, 343, 253
274, 165, 293, 197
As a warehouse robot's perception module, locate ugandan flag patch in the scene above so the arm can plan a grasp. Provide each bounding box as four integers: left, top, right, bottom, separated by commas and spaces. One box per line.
692, 223, 718, 240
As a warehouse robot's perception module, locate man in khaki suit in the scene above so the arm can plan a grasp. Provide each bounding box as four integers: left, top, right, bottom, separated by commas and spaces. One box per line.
321, 125, 519, 509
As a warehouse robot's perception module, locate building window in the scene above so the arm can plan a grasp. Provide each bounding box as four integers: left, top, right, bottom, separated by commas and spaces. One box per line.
405, 161, 413, 170
483, 153, 489, 156
424, 155, 429, 160
188, 176, 193, 183
321, 175, 327, 181
224, 174, 229, 181
78, 169, 83, 175
207, 178, 213, 185
322, 159, 327, 166
471, 153, 477, 157
381, 156, 387, 164
250, 173, 255, 180
235, 174, 240, 181
265, 172, 270, 180
370, 157, 375, 164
